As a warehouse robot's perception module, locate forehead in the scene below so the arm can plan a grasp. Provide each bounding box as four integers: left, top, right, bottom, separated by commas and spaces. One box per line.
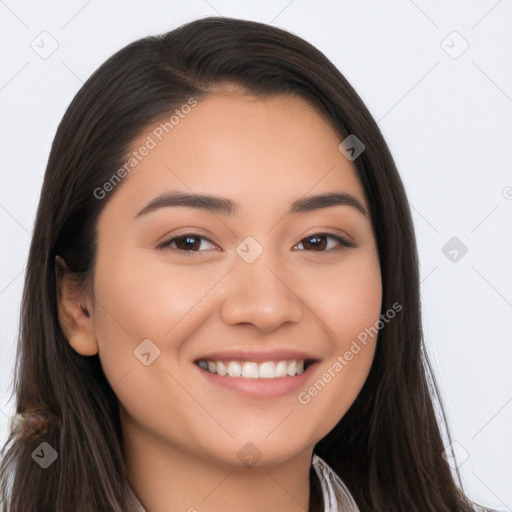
99, 92, 366, 218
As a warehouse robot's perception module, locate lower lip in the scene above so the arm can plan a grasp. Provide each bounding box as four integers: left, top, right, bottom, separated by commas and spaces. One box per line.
194, 363, 318, 398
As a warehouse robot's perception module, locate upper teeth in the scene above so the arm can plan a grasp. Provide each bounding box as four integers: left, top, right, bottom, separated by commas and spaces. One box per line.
197, 359, 305, 378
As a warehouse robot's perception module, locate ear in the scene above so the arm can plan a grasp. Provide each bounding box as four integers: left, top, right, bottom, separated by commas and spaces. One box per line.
55, 255, 98, 356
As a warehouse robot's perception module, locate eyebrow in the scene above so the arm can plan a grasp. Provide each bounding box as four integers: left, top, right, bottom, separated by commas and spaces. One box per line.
133, 190, 368, 221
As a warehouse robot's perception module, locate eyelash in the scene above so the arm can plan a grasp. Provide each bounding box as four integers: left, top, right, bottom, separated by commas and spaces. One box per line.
156, 231, 356, 253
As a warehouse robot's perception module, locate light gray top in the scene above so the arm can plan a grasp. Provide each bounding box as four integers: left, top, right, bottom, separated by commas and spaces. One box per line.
311, 453, 360, 511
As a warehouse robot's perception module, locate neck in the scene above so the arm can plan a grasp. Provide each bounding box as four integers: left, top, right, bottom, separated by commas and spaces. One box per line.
122, 413, 313, 511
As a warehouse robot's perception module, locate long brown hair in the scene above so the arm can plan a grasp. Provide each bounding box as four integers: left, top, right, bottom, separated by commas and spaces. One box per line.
0, 16, 488, 511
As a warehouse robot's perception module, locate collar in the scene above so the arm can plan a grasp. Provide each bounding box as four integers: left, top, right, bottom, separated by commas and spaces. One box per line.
129, 452, 359, 512
312, 453, 360, 511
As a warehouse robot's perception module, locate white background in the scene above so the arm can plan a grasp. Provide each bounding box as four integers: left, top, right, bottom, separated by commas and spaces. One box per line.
0, 1, 511, 510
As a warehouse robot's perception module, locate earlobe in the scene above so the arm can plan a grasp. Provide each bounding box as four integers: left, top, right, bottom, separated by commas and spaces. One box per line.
55, 255, 98, 356
69, 332, 98, 357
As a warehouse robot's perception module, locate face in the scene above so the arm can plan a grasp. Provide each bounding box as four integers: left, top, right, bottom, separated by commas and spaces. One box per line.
63, 91, 382, 468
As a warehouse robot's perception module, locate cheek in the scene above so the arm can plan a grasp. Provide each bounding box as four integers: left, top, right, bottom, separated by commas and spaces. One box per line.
89, 251, 223, 385
92, 251, 216, 344
88, 254, 218, 438
302, 250, 382, 340
293, 253, 381, 438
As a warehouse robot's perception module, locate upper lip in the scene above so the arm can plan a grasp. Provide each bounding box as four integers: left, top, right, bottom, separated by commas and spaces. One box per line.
194, 348, 321, 363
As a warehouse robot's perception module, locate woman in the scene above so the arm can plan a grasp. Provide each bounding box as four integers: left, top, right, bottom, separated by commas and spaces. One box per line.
0, 16, 495, 512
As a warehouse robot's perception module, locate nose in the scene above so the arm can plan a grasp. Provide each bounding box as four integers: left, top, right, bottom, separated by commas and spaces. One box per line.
219, 257, 304, 333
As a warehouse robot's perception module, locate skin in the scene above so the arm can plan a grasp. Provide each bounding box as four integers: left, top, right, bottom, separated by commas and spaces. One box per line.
56, 90, 382, 511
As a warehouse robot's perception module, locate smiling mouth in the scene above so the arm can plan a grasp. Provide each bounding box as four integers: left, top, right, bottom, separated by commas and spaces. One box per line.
195, 359, 315, 379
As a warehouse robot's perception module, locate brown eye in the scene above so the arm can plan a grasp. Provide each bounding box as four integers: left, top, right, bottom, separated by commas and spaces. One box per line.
157, 234, 217, 252
294, 233, 356, 252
